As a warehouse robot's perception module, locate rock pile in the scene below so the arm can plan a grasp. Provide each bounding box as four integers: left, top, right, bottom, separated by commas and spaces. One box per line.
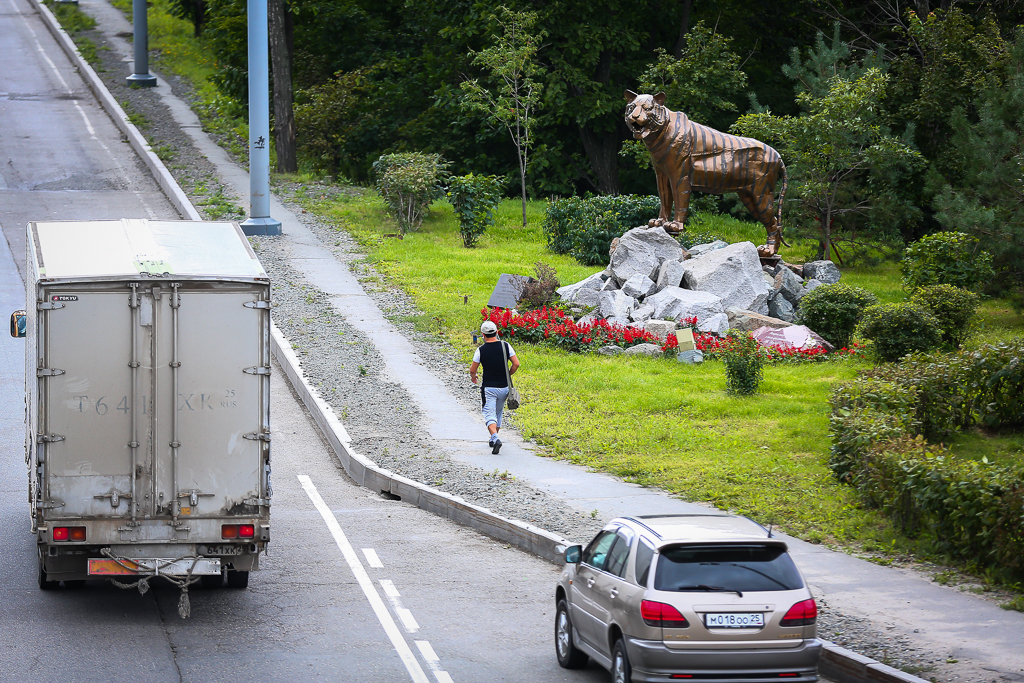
556, 226, 840, 335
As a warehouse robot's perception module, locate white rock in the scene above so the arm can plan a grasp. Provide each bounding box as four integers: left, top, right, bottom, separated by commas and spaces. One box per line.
576, 312, 600, 327
622, 273, 657, 299
645, 286, 725, 326
598, 345, 623, 356
698, 312, 730, 335
644, 319, 677, 341
803, 260, 841, 285
655, 259, 688, 292
796, 279, 825, 303
600, 278, 620, 291
623, 343, 664, 358
630, 303, 655, 323
599, 290, 636, 320
609, 227, 685, 284
682, 241, 769, 314
556, 271, 604, 303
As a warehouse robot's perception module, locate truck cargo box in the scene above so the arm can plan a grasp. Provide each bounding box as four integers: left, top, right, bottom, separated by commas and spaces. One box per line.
17, 219, 271, 592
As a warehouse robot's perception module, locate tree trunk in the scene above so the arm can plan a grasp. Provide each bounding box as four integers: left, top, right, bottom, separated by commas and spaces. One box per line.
578, 123, 622, 195
269, 0, 297, 174
673, 0, 693, 58
818, 212, 832, 261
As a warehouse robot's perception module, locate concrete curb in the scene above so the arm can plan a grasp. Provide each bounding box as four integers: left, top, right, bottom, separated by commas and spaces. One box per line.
33, 3, 934, 679
269, 323, 573, 563
34, 0, 202, 221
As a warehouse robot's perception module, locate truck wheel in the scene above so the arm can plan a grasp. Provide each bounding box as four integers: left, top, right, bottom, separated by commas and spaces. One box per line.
201, 572, 224, 589
37, 561, 58, 590
226, 570, 249, 589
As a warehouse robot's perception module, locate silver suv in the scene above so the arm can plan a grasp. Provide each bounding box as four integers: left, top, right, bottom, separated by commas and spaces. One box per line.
555, 514, 821, 682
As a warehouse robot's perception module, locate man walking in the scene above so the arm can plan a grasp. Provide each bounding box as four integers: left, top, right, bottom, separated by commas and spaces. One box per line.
469, 320, 519, 454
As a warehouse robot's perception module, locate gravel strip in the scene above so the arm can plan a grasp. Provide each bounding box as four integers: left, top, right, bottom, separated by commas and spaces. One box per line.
73, 12, 1007, 682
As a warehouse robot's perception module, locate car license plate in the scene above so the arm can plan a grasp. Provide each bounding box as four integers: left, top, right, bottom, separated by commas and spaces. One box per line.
705, 612, 764, 629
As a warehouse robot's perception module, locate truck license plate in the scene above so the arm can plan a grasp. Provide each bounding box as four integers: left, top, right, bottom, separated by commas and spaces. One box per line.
705, 612, 764, 629
202, 545, 244, 556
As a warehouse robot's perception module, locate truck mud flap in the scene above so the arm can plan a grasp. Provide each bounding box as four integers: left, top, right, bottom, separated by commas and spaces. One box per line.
88, 557, 222, 577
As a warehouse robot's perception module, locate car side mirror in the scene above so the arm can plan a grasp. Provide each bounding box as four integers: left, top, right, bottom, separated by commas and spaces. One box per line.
564, 545, 581, 564
10, 310, 26, 338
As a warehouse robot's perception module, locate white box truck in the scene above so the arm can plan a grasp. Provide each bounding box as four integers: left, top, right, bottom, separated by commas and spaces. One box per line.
11, 219, 271, 597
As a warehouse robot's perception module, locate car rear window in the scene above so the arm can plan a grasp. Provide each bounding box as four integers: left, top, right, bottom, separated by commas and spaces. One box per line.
654, 545, 803, 593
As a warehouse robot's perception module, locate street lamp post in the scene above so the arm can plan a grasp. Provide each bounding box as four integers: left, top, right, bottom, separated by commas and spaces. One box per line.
240, 0, 282, 236
126, 0, 157, 87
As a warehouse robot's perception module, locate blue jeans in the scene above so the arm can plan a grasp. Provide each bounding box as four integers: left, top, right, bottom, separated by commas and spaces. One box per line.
481, 387, 510, 428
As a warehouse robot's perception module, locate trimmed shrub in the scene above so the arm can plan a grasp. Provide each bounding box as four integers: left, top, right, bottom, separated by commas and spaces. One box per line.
373, 153, 448, 233
796, 283, 878, 349
542, 195, 661, 264
828, 378, 917, 481
857, 303, 942, 362
910, 284, 980, 349
857, 436, 1024, 576
446, 173, 504, 247
721, 331, 764, 395
901, 231, 995, 292
965, 338, 1024, 428
865, 353, 975, 440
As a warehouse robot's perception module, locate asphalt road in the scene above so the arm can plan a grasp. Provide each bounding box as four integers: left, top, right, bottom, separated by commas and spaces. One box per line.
0, 0, 177, 276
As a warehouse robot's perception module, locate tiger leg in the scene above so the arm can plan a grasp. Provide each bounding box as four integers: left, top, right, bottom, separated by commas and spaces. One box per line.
738, 190, 785, 257
649, 169, 674, 228
666, 171, 691, 234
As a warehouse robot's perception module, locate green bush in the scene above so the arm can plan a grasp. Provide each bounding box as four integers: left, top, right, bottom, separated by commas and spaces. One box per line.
721, 331, 765, 395
796, 284, 878, 349
373, 153, 448, 233
901, 231, 995, 292
865, 354, 975, 440
828, 378, 917, 481
513, 262, 561, 310
542, 195, 661, 264
910, 284, 980, 349
965, 339, 1024, 428
858, 302, 943, 362
446, 173, 504, 247
856, 436, 1024, 577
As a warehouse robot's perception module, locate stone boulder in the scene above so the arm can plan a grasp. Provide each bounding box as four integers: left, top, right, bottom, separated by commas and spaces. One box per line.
644, 319, 677, 341
794, 279, 824, 303
623, 343, 664, 358
645, 286, 725, 325
726, 307, 794, 332
630, 302, 655, 323
699, 312, 730, 335
688, 240, 728, 257
598, 345, 623, 356
622, 273, 657, 299
683, 241, 769, 314
677, 349, 705, 364
556, 271, 604, 305
768, 295, 796, 323
599, 290, 636, 320
803, 260, 841, 285
609, 227, 685, 284
654, 259, 688, 292
774, 267, 804, 304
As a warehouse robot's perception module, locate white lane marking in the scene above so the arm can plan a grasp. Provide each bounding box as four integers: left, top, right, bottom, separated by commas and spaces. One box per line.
298, 475, 429, 683
415, 641, 455, 683
12, 0, 157, 218
362, 548, 383, 568
379, 579, 421, 632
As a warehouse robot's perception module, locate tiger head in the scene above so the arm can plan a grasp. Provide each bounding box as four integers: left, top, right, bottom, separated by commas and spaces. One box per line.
624, 91, 669, 140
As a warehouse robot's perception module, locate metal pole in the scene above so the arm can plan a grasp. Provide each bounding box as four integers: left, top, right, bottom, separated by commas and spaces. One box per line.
126, 0, 157, 87
241, 0, 282, 236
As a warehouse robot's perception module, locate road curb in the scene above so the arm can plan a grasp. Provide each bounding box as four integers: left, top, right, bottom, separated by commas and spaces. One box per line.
34, 0, 201, 221
270, 323, 573, 563
34, 3, 934, 679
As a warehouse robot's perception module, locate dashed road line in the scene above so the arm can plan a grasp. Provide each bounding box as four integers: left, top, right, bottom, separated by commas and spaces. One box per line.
362, 548, 384, 568
415, 641, 455, 683
381, 579, 421, 633
298, 474, 429, 683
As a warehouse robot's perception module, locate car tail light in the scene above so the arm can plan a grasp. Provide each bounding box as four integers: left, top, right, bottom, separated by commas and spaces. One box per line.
780, 598, 817, 626
222, 524, 255, 539
222, 525, 238, 539
53, 527, 85, 542
238, 524, 255, 539
641, 600, 690, 628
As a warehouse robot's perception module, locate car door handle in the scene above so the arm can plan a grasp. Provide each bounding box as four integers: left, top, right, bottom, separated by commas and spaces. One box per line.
587, 577, 595, 588
609, 588, 619, 598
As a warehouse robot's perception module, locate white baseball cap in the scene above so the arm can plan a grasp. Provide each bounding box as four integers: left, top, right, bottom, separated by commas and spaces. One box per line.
480, 321, 498, 335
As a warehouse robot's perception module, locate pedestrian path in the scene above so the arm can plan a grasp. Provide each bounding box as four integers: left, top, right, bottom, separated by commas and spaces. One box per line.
72, 3, 1024, 679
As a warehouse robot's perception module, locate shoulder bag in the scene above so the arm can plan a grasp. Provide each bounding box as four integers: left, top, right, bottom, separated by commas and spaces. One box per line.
502, 341, 521, 410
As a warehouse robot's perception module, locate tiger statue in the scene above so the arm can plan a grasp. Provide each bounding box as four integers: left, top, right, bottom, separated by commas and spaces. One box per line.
624, 90, 789, 257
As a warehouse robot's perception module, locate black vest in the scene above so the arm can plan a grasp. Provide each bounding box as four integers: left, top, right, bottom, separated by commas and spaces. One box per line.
478, 341, 511, 388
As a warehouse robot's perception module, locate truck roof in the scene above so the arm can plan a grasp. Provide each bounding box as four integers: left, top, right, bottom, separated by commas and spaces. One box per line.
31, 219, 267, 280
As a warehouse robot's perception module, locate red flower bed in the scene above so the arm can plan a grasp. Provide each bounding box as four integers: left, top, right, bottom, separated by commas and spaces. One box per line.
482, 308, 862, 362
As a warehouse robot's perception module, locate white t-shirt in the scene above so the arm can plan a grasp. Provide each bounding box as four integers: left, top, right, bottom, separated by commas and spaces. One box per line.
473, 342, 516, 363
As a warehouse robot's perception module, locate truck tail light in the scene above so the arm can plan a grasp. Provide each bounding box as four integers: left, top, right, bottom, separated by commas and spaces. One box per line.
780, 598, 817, 626
53, 526, 86, 542
641, 600, 690, 628
222, 524, 256, 539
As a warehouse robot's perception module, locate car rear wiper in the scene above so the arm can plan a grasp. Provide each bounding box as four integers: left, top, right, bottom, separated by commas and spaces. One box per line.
673, 584, 744, 597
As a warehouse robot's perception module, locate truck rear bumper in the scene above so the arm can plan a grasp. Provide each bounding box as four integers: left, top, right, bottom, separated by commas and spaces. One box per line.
88, 557, 222, 577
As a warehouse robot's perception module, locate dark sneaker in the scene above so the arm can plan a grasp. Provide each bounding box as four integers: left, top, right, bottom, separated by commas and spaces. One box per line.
491, 438, 502, 454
